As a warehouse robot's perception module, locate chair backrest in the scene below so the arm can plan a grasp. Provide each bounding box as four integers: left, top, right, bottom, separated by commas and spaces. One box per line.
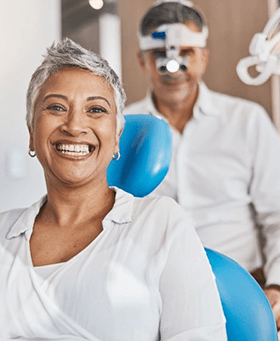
206, 248, 277, 341
107, 114, 278, 340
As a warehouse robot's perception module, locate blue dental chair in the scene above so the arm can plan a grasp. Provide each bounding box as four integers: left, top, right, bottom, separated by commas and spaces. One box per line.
107, 114, 278, 341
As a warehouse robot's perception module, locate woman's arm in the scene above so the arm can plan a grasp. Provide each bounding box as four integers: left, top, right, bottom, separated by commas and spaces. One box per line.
159, 206, 227, 340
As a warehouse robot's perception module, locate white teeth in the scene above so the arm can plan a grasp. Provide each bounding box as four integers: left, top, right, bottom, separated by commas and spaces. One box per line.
56, 144, 91, 156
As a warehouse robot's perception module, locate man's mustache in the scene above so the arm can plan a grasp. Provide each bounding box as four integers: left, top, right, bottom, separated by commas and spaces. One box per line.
161, 73, 190, 83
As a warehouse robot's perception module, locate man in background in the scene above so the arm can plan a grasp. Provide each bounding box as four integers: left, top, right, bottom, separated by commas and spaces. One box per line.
124, 0, 280, 330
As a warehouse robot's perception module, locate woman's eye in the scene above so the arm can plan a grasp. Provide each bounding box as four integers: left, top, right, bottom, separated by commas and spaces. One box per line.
88, 107, 107, 114
47, 104, 65, 112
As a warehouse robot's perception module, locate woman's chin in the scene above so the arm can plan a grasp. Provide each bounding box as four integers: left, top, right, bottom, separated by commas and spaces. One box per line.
45, 170, 92, 188
46, 166, 108, 190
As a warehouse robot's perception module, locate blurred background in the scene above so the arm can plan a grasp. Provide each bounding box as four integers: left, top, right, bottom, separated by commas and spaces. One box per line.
0, 0, 279, 211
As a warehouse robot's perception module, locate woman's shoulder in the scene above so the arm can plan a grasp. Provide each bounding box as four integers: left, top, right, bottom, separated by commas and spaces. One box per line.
126, 194, 197, 255
114, 188, 192, 228
0, 197, 45, 237
0, 207, 27, 238
0, 207, 27, 222
135, 194, 187, 214
133, 194, 193, 233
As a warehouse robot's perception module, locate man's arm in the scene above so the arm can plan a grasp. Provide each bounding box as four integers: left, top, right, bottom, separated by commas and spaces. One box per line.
249, 106, 280, 333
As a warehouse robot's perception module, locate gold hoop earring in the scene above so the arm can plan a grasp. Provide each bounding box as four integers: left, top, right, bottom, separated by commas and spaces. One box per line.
112, 152, 120, 161
28, 149, 36, 158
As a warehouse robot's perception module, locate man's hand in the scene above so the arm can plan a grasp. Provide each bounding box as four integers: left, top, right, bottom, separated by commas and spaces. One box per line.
264, 287, 280, 340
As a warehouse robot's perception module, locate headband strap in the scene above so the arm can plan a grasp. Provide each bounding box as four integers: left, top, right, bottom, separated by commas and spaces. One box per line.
153, 0, 194, 7
138, 23, 208, 50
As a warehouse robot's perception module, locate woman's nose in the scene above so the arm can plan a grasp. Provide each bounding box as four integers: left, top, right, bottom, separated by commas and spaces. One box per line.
60, 110, 89, 137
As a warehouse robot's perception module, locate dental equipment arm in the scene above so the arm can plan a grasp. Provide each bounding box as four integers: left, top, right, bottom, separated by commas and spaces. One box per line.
237, 8, 280, 85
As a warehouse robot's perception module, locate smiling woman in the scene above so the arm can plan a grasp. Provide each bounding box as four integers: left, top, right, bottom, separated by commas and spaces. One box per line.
0, 38, 227, 341
30, 68, 119, 189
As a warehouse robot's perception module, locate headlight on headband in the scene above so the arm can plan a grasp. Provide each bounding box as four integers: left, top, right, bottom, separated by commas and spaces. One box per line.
138, 23, 208, 74
155, 46, 189, 74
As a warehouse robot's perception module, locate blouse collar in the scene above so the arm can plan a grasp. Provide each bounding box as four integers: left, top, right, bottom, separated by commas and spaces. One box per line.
6, 187, 134, 240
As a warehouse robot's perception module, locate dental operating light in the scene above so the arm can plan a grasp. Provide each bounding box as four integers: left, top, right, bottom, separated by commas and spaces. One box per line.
237, 8, 280, 85
89, 0, 104, 10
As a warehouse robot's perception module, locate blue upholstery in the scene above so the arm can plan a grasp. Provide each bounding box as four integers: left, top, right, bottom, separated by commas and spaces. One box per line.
206, 248, 277, 340
107, 114, 172, 197
107, 114, 278, 340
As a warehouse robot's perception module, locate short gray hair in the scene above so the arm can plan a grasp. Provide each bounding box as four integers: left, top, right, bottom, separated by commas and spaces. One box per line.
26, 38, 126, 133
140, 2, 205, 36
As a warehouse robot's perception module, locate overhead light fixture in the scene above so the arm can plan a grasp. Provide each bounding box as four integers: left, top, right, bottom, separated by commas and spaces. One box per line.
89, 0, 104, 10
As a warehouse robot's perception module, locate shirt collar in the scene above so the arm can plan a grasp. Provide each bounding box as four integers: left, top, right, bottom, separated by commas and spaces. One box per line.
142, 90, 165, 120
6, 188, 134, 239
194, 82, 219, 117
104, 187, 133, 226
145, 82, 220, 118
6, 196, 47, 240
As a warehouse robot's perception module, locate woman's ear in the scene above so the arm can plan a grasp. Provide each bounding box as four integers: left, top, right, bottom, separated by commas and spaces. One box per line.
28, 126, 35, 151
117, 127, 123, 138
114, 127, 123, 153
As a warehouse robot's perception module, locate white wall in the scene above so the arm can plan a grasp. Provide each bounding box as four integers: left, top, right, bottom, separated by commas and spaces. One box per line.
0, 0, 61, 211
99, 13, 122, 79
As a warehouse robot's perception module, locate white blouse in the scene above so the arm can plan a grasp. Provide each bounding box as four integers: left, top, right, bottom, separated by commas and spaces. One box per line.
0, 188, 226, 340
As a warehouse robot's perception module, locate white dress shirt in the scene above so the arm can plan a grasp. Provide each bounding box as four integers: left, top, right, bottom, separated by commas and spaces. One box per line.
0, 187, 226, 341
124, 82, 280, 286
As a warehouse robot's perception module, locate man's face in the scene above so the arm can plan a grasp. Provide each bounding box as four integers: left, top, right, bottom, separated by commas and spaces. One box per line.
138, 22, 209, 105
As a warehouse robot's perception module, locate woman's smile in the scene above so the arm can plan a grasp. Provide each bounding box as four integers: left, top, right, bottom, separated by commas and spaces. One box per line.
54, 142, 95, 157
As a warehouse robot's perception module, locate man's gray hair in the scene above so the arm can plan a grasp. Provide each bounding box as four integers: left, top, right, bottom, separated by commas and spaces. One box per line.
26, 38, 126, 133
140, 2, 206, 36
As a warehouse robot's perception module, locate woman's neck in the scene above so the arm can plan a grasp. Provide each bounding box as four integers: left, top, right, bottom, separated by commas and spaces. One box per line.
40, 179, 115, 228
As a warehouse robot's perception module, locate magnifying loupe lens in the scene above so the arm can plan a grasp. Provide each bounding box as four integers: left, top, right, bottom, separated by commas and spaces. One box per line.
166, 60, 180, 73
158, 65, 167, 74
180, 64, 187, 72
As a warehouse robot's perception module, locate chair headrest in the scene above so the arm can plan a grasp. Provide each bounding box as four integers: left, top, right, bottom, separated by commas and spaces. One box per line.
107, 114, 172, 197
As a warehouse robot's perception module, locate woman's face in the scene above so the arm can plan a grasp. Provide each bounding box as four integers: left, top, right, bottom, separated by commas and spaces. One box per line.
29, 68, 120, 188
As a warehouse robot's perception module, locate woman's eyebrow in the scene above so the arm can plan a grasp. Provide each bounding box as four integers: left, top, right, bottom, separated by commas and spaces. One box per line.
42, 94, 68, 102
42, 94, 111, 109
86, 96, 111, 108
